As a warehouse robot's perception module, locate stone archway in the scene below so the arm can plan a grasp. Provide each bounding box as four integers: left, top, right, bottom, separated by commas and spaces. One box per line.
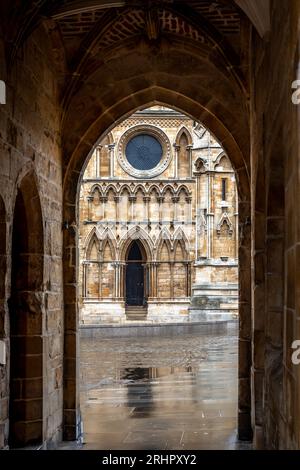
63, 98, 251, 443
61, 34, 251, 440
8, 173, 44, 447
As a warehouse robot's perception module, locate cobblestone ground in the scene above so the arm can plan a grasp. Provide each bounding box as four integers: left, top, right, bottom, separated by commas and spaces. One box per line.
62, 324, 251, 450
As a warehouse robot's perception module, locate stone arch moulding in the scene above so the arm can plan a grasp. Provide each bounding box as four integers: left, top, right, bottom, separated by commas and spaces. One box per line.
217, 213, 234, 236
194, 157, 207, 174
98, 227, 117, 259
175, 126, 193, 146
173, 227, 190, 254
119, 226, 154, 263
62, 95, 251, 443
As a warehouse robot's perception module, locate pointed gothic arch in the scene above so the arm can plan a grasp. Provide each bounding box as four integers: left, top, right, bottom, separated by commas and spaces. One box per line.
214, 152, 233, 171
217, 212, 234, 236
173, 228, 190, 257
84, 227, 99, 258
119, 226, 154, 262
175, 126, 193, 146
9, 171, 44, 447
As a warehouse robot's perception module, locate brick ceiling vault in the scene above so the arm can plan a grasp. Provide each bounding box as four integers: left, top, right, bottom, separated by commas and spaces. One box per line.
0, 0, 254, 183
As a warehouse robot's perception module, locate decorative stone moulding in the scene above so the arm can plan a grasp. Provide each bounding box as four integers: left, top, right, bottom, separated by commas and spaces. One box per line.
117, 124, 172, 179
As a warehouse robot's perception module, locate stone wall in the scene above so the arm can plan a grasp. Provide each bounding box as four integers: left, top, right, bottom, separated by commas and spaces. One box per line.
250, 0, 300, 449
79, 108, 238, 324
0, 25, 63, 448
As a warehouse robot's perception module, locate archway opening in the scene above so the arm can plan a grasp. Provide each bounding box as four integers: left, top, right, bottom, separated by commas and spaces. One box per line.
77, 105, 244, 449
8, 174, 44, 448
125, 241, 147, 308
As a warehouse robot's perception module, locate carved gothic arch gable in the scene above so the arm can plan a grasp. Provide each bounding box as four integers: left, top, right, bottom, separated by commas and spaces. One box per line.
119, 184, 132, 196
194, 157, 207, 174
89, 183, 103, 198
176, 185, 190, 198
214, 152, 232, 171
134, 184, 146, 197
173, 227, 190, 255
175, 125, 193, 147
119, 226, 153, 261
96, 226, 117, 257
156, 229, 172, 259
216, 212, 234, 235
85, 229, 101, 260
104, 184, 118, 197
162, 184, 175, 197
100, 236, 116, 261
148, 184, 160, 197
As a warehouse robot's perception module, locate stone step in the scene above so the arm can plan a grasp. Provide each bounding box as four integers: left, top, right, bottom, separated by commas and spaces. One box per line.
126, 306, 147, 320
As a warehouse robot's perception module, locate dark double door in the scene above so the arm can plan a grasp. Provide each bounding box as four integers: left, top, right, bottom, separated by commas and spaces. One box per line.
126, 262, 144, 306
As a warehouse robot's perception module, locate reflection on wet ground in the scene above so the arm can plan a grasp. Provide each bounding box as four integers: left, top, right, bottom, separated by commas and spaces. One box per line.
75, 324, 250, 450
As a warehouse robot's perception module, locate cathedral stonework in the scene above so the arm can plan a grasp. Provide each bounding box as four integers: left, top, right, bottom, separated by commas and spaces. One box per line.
79, 107, 238, 323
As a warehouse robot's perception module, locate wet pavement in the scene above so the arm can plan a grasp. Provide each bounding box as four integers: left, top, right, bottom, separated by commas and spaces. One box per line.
66, 323, 251, 450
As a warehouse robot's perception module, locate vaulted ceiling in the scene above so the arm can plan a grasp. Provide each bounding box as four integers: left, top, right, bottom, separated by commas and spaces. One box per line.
0, 0, 265, 183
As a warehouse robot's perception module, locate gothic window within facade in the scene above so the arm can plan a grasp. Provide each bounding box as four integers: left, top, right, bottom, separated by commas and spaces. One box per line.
79, 106, 238, 324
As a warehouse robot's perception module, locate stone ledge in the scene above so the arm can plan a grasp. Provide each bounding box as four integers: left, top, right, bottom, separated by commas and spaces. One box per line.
79, 320, 236, 338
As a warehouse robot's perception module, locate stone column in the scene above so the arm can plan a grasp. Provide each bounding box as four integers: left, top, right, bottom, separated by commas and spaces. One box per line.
148, 262, 153, 299
129, 195, 136, 223
170, 262, 174, 299
187, 145, 193, 177
113, 261, 118, 299
96, 145, 102, 177
149, 261, 158, 299
206, 171, 214, 259
87, 195, 93, 221
186, 261, 191, 297
118, 262, 125, 299
143, 196, 150, 224
193, 171, 200, 259
185, 195, 192, 226
114, 195, 120, 224
82, 262, 87, 297
99, 262, 102, 299
100, 196, 108, 219
234, 186, 239, 260
172, 196, 179, 224
157, 196, 164, 226
108, 143, 115, 178
173, 144, 180, 178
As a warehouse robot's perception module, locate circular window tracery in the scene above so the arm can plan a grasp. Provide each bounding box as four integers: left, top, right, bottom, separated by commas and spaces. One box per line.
118, 125, 172, 178
125, 134, 163, 170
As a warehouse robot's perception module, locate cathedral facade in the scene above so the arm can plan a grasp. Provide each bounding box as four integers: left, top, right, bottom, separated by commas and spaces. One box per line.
79, 107, 238, 324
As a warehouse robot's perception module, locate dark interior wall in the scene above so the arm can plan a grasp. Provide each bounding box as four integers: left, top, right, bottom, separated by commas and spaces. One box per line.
250, 0, 300, 450
0, 24, 63, 448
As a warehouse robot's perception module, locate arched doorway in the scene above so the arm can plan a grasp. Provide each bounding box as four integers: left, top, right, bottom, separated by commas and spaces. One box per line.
125, 241, 147, 318
8, 173, 44, 448
64, 97, 250, 441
